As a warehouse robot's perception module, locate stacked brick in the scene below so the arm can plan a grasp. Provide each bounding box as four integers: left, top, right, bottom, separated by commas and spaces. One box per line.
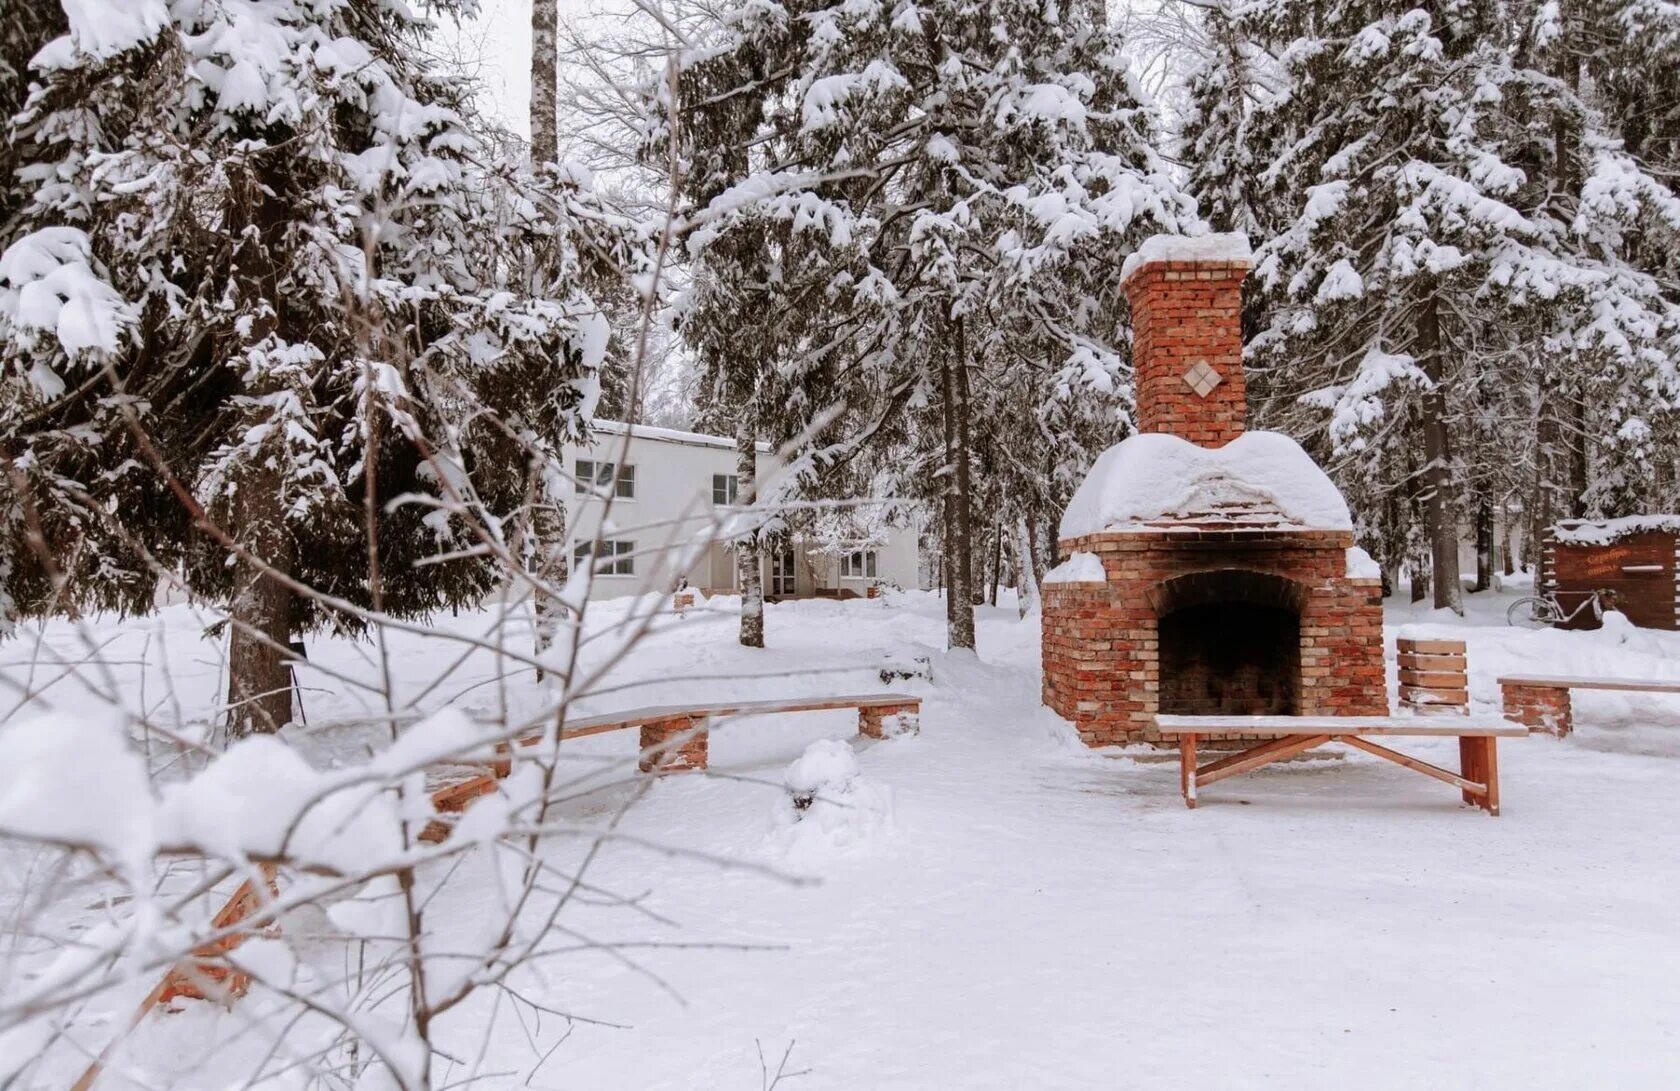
1121, 258, 1249, 446
1042, 531, 1386, 748
638, 715, 711, 774
1500, 681, 1574, 736
859, 702, 920, 738
1042, 237, 1390, 749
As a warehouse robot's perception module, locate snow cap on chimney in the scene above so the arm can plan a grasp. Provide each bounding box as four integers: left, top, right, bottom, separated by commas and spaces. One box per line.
1121, 232, 1252, 448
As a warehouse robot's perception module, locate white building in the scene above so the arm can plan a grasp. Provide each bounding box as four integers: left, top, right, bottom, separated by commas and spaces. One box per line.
562, 421, 922, 600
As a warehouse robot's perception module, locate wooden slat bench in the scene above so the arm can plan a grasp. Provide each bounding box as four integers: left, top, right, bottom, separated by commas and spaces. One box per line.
1155, 715, 1528, 815
421, 693, 922, 842
1499, 674, 1680, 737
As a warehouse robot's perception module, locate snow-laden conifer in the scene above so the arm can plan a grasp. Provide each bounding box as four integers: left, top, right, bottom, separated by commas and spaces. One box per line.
0, 0, 632, 734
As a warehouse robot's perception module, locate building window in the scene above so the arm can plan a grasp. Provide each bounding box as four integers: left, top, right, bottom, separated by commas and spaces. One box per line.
841, 550, 877, 579
574, 539, 635, 576
712, 473, 739, 505
576, 459, 635, 499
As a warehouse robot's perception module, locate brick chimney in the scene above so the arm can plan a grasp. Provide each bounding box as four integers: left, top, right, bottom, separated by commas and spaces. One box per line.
1119, 233, 1252, 448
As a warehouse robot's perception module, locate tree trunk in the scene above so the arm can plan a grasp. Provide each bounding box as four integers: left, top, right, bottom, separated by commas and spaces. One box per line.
225, 464, 296, 738
945, 318, 976, 649
1567, 389, 1589, 518
530, 0, 558, 167
1416, 295, 1463, 614
1501, 507, 1516, 576
1474, 497, 1495, 592
981, 517, 994, 605
1015, 518, 1039, 618
222, 164, 297, 739
736, 418, 764, 648
531, 467, 567, 679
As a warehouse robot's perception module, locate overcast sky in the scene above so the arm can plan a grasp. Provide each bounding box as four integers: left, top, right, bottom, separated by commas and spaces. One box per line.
433, 0, 540, 136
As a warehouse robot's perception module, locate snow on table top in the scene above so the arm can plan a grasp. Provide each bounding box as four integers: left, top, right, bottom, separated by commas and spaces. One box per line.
1553, 515, 1680, 545
1058, 431, 1352, 540
1119, 231, 1252, 282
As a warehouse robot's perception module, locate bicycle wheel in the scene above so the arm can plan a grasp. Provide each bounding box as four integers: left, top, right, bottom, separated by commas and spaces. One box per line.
1506, 596, 1560, 628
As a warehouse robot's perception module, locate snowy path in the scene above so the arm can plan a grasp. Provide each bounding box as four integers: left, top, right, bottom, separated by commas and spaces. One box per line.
6, 590, 1680, 1087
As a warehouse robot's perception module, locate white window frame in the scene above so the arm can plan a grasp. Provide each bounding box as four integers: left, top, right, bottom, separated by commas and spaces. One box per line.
576, 459, 635, 499
840, 549, 878, 579
712, 473, 739, 505
574, 539, 635, 577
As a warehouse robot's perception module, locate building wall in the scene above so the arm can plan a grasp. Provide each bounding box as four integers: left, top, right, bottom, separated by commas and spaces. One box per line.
562, 423, 919, 600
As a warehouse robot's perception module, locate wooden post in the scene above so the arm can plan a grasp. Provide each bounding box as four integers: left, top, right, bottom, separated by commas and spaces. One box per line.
1179, 733, 1198, 808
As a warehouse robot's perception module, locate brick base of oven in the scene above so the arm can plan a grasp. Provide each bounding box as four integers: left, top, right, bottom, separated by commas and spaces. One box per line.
1041, 530, 1389, 749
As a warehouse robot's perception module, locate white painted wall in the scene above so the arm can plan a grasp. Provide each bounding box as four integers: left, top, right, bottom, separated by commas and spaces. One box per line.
562, 422, 920, 600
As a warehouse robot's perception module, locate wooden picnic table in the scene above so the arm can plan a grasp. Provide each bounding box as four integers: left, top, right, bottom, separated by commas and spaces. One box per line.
1154, 715, 1528, 815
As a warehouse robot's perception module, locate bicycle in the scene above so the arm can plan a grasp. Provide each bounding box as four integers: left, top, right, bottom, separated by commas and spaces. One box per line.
1505, 587, 1616, 629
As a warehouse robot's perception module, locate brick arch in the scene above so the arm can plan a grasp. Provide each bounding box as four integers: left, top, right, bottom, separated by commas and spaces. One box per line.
1144, 568, 1312, 618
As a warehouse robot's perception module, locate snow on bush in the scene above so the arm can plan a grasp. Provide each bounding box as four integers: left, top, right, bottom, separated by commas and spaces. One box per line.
767, 739, 894, 859
1059, 431, 1352, 538
0, 228, 135, 376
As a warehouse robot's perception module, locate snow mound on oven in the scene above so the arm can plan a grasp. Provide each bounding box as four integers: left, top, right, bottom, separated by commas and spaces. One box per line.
1059, 431, 1351, 538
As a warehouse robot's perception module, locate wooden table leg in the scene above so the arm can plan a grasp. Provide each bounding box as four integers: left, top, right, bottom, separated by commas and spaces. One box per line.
1479, 737, 1500, 816
1458, 736, 1499, 816
1458, 737, 1479, 806
1180, 733, 1198, 809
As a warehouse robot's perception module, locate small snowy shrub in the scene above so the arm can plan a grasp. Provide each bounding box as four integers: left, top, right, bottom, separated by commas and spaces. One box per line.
783, 738, 861, 811
768, 739, 893, 857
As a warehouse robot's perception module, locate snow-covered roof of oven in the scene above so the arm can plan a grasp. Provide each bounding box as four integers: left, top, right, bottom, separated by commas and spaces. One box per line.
1059, 431, 1352, 539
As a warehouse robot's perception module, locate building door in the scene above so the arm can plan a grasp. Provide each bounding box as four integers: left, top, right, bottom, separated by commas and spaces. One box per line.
771, 546, 798, 598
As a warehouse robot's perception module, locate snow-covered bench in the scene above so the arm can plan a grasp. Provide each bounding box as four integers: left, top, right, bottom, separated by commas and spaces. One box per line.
1154, 715, 1527, 815
1499, 674, 1680, 737
420, 694, 922, 842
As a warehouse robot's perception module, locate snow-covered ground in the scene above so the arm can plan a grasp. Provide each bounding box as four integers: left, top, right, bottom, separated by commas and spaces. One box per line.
5, 585, 1680, 1088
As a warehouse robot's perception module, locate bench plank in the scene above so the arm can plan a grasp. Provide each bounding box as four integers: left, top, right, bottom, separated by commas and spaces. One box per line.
555, 693, 921, 737
1155, 715, 1526, 738
1495, 675, 1680, 694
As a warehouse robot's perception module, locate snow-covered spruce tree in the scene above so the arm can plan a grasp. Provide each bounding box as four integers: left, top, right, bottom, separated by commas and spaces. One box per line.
0, 3, 623, 733
1205, 1, 1680, 611
670, 0, 1195, 647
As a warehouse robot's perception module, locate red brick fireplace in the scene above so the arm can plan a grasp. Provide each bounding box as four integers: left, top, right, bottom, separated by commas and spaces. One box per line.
1042, 235, 1387, 748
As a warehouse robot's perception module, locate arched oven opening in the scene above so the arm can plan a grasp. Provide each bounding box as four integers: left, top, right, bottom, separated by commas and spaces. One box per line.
1148, 570, 1309, 717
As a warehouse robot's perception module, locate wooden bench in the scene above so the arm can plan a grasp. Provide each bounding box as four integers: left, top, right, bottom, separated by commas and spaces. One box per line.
1499, 674, 1680, 737
1154, 715, 1528, 815
421, 693, 921, 841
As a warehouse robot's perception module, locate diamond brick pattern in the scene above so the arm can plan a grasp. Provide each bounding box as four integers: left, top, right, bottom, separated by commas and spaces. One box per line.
1182, 360, 1222, 397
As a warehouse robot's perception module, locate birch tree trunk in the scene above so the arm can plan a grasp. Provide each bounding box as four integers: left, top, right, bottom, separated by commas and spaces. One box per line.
530, 0, 558, 166
529, 0, 568, 670
736, 418, 764, 648
1417, 294, 1464, 614
1014, 519, 1039, 618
